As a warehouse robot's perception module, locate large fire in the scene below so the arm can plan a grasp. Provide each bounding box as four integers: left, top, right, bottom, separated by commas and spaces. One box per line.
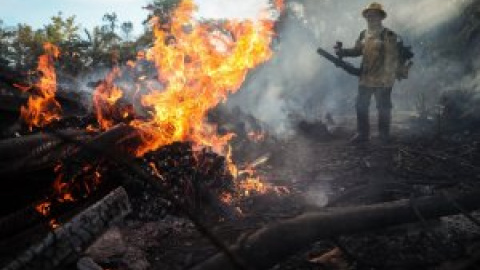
20, 43, 62, 130
94, 0, 279, 157
26, 0, 285, 220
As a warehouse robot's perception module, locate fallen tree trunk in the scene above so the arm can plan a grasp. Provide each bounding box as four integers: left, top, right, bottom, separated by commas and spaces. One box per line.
0, 124, 136, 176
0, 129, 91, 162
192, 189, 480, 270
1, 187, 131, 270
70, 123, 139, 159
0, 130, 93, 176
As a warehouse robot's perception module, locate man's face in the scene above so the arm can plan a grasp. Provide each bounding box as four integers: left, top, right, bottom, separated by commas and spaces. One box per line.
136, 51, 146, 60
364, 10, 383, 24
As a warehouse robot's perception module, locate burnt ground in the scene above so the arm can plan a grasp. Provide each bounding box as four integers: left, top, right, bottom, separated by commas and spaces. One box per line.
83, 113, 480, 270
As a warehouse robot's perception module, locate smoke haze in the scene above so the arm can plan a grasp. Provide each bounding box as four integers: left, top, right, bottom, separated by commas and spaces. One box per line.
225, 0, 476, 135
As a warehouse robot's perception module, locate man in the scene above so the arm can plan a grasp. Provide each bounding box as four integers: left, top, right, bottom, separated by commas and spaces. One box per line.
335, 2, 403, 143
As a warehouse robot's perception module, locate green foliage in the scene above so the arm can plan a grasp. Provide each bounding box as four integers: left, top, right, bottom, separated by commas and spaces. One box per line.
0, 20, 14, 66
45, 12, 80, 43
9, 23, 45, 70
102, 12, 118, 33
0, 0, 183, 76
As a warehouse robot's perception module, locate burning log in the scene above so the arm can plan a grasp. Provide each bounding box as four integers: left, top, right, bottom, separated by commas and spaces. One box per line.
1, 187, 131, 270
192, 189, 480, 270
71, 123, 140, 159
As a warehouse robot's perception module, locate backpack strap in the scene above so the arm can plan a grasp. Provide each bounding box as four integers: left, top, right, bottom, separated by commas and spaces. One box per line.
359, 29, 367, 42
379, 28, 388, 66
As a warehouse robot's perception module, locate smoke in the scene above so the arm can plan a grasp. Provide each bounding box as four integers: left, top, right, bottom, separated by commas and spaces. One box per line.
304, 184, 330, 207
225, 0, 476, 136
390, 0, 471, 37
195, 0, 270, 19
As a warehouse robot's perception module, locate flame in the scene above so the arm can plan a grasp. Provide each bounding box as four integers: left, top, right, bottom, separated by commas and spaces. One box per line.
93, 0, 278, 157
20, 43, 62, 130
30, 0, 285, 218
225, 147, 274, 197
49, 219, 60, 229
35, 201, 60, 229
239, 177, 268, 196
35, 201, 51, 216
53, 172, 75, 203
149, 161, 165, 180
90, 0, 285, 200
93, 67, 126, 130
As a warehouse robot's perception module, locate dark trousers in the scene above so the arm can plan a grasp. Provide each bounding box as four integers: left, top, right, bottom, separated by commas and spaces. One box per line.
356, 86, 392, 137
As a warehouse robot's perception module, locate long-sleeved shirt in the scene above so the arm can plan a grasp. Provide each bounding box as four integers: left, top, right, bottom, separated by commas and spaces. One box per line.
342, 27, 400, 88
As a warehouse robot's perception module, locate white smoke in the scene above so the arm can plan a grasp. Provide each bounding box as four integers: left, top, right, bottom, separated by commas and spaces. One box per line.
195, 0, 270, 19
391, 0, 472, 36
224, 0, 476, 136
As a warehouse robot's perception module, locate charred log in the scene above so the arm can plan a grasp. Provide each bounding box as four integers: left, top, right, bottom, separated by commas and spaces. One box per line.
0, 130, 95, 214
193, 189, 480, 270
69, 123, 140, 160
0, 130, 92, 177
0, 206, 44, 240
1, 187, 131, 270
0, 129, 90, 162
0, 124, 138, 176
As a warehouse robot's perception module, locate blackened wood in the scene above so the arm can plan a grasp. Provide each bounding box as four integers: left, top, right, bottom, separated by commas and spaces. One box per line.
71, 123, 139, 160
0, 130, 92, 177
0, 206, 43, 239
0, 124, 135, 176
0, 129, 90, 162
1, 187, 131, 270
192, 189, 480, 270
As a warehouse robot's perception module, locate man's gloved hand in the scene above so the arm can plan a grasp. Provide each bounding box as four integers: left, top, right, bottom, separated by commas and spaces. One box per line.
334, 41, 344, 57
334, 48, 344, 57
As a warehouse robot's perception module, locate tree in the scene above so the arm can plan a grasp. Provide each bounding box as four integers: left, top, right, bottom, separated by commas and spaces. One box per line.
0, 20, 15, 67
143, 0, 181, 24
121, 21, 134, 41
102, 12, 118, 33
9, 24, 45, 70
44, 12, 80, 43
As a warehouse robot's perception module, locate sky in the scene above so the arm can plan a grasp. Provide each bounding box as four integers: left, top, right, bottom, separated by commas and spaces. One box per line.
0, 0, 269, 37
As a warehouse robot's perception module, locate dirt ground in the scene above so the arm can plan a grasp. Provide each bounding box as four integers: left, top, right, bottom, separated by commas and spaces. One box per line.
84, 113, 480, 270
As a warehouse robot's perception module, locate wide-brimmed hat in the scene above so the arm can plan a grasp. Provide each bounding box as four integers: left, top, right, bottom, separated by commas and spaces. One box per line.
362, 2, 387, 19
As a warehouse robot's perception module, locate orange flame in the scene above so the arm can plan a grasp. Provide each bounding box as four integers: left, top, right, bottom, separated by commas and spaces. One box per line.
93, 67, 125, 130
53, 171, 75, 203
20, 43, 62, 130
31, 0, 283, 212
93, 0, 278, 157
35, 201, 51, 216
240, 177, 267, 196
35, 201, 60, 229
